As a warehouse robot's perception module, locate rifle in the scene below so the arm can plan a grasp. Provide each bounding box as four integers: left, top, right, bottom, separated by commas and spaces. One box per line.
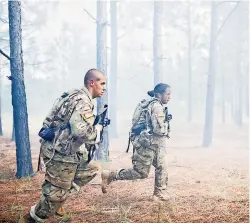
96, 104, 110, 141
164, 107, 172, 138
87, 104, 110, 162
37, 149, 42, 172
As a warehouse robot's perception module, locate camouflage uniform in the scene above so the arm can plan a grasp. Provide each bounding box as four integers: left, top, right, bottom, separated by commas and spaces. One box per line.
102, 98, 169, 199
30, 87, 101, 222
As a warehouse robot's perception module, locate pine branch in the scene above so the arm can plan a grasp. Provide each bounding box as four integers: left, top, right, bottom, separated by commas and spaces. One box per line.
0, 49, 10, 60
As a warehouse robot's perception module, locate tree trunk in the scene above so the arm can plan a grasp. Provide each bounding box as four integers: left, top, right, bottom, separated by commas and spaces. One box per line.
243, 1, 249, 118
11, 118, 15, 141
246, 65, 249, 118
109, 0, 118, 138
153, 0, 163, 85
231, 93, 235, 121
234, 3, 243, 126
0, 96, 2, 136
8, 1, 34, 178
187, 1, 192, 122
95, 0, 109, 161
221, 68, 225, 124
0, 58, 3, 136
202, 2, 217, 147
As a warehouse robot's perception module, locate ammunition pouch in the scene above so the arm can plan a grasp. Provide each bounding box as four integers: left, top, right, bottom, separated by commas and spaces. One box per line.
131, 123, 147, 136
38, 123, 71, 142
38, 127, 55, 141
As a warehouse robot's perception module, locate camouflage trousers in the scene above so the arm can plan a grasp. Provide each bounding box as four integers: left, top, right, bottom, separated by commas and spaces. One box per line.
117, 146, 168, 193
33, 153, 99, 220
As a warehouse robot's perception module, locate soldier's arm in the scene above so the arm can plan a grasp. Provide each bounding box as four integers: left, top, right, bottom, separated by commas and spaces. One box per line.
69, 101, 102, 145
150, 103, 168, 136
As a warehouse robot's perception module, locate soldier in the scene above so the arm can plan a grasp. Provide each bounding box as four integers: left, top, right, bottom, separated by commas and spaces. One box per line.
26, 69, 106, 222
101, 83, 171, 201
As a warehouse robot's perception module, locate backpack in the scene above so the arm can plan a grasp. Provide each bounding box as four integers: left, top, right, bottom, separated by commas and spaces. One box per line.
126, 98, 158, 152
42, 89, 82, 129
131, 98, 158, 132
38, 88, 90, 147
37, 89, 86, 171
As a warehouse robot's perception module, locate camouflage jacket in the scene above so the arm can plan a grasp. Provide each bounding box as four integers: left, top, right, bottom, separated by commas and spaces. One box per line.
132, 98, 168, 148
41, 87, 101, 163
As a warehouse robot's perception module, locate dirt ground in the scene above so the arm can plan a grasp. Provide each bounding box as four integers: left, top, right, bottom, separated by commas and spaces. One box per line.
0, 123, 249, 223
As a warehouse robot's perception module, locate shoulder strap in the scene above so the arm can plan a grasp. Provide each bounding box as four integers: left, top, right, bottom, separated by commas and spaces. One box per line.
43, 89, 82, 128
141, 98, 159, 109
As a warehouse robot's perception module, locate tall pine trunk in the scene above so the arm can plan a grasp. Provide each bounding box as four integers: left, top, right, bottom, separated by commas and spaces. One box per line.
242, 1, 249, 118
11, 118, 15, 141
246, 65, 249, 118
109, 0, 118, 138
8, 1, 34, 178
96, 0, 109, 161
221, 68, 225, 124
187, 1, 192, 122
234, 3, 244, 126
0, 58, 3, 136
202, 2, 217, 147
153, 0, 163, 85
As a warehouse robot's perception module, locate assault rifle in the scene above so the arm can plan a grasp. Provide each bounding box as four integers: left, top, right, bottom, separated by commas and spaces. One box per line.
87, 104, 110, 162
164, 107, 172, 138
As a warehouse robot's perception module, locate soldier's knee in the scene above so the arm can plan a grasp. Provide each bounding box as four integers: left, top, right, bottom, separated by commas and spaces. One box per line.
74, 162, 99, 187
134, 164, 150, 179
137, 170, 149, 179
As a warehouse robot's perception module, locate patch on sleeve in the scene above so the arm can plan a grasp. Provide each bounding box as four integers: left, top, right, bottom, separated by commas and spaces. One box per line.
153, 105, 165, 127
154, 105, 165, 117
82, 110, 94, 120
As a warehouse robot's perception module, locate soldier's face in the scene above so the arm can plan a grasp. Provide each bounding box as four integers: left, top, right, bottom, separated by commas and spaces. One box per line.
91, 75, 106, 98
161, 87, 171, 104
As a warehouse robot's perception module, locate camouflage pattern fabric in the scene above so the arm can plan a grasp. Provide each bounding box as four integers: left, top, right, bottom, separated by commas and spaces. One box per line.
34, 155, 99, 219
117, 145, 168, 193
32, 87, 101, 221
116, 99, 169, 193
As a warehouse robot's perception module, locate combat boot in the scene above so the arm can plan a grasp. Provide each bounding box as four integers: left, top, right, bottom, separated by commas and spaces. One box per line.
22, 213, 37, 223
101, 169, 117, 193
153, 190, 171, 202
28, 205, 46, 222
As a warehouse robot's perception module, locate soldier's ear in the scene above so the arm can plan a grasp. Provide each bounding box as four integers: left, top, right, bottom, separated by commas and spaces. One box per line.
155, 93, 160, 98
89, 80, 94, 86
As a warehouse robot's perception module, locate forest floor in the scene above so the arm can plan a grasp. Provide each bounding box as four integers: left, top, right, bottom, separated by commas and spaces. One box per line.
0, 123, 249, 223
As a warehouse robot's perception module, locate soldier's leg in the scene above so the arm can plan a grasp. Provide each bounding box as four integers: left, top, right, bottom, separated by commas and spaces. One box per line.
30, 181, 70, 221
152, 147, 169, 200
73, 153, 100, 187
101, 147, 154, 193
117, 147, 154, 180
30, 158, 77, 221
